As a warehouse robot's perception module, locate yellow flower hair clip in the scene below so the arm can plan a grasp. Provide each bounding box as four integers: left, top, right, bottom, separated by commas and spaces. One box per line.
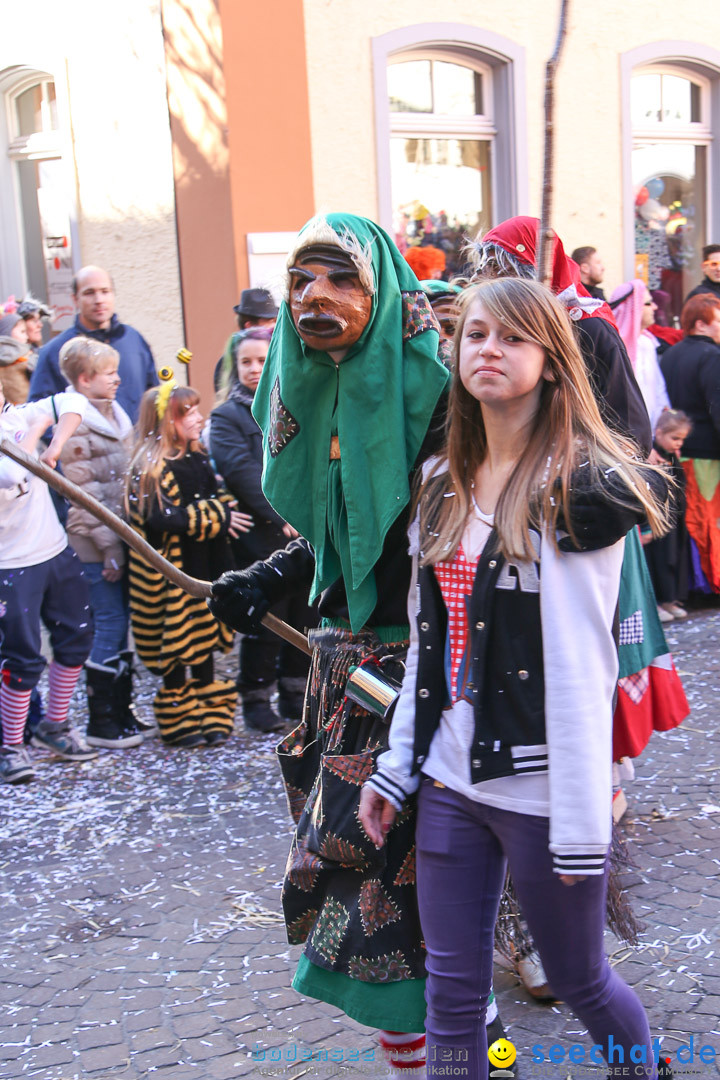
156, 366, 177, 420
155, 350, 191, 419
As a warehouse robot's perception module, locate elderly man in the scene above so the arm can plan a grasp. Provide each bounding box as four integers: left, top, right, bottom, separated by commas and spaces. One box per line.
29, 266, 156, 423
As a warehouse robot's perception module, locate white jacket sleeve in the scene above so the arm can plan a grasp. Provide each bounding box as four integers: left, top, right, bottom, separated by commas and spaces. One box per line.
365, 549, 422, 811
0, 393, 87, 488
54, 390, 88, 419
12, 391, 87, 426
540, 532, 625, 874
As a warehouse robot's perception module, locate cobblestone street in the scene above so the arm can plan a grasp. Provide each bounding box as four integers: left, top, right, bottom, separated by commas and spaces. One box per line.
1, 610, 720, 1080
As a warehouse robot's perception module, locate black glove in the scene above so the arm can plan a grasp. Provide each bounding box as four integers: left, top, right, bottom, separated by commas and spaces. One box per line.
210, 540, 315, 632
209, 568, 274, 633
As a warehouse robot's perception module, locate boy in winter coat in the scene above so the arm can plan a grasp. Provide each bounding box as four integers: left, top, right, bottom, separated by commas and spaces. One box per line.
59, 337, 147, 749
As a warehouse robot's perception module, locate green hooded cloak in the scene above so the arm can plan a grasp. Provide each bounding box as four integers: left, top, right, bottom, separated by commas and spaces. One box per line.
252, 213, 449, 631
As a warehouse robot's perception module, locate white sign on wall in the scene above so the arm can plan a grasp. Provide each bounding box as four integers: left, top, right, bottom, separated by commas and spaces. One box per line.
37, 159, 74, 332
246, 232, 298, 301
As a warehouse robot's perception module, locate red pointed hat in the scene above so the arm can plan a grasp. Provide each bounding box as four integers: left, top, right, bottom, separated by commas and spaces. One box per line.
480, 216, 617, 327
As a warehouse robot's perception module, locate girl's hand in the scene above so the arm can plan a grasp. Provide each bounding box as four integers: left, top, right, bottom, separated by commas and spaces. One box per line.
282, 522, 299, 539
359, 785, 396, 848
38, 410, 83, 469
648, 448, 664, 466
226, 502, 254, 537
558, 874, 587, 886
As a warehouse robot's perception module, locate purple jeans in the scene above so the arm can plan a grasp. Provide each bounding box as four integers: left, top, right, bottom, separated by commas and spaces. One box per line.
416, 779, 656, 1080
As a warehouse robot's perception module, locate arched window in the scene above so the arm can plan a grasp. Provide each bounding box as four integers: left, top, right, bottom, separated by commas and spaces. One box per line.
387, 53, 494, 278
1, 69, 75, 330
631, 66, 711, 320
10, 76, 59, 147
373, 26, 526, 277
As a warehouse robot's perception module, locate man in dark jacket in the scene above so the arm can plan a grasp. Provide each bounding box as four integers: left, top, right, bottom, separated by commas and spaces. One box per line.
28, 266, 157, 423
660, 292, 720, 459
571, 245, 607, 301
685, 245, 720, 305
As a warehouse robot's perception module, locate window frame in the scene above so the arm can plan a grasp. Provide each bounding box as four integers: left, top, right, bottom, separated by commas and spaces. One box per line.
0, 65, 79, 303
372, 23, 527, 235
388, 50, 496, 138
631, 64, 711, 145
621, 42, 720, 281
7, 73, 61, 157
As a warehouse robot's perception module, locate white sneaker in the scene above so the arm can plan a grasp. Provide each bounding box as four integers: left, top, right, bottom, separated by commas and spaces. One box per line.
657, 605, 674, 623
516, 950, 556, 1000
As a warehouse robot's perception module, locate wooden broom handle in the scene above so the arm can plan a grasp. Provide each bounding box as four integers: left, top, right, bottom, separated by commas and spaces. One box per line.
537, 0, 570, 286
0, 437, 312, 657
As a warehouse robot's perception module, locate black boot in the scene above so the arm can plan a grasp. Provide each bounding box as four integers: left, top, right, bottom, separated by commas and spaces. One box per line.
242, 693, 285, 733
277, 676, 306, 722
86, 661, 144, 749
119, 650, 156, 734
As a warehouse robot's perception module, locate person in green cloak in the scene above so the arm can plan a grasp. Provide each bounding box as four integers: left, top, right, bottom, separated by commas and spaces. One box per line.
210, 213, 449, 1071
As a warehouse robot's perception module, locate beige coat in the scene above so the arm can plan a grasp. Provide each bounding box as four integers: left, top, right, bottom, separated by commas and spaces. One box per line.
59, 398, 134, 568
0, 336, 33, 404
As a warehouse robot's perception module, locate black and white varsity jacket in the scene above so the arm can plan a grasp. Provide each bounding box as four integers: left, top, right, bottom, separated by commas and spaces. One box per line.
367, 504, 625, 876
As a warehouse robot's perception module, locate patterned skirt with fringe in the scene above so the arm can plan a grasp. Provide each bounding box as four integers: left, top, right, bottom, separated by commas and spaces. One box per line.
277, 628, 427, 1032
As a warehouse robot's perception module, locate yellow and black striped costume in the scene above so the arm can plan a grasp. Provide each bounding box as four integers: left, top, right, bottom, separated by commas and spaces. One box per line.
128, 458, 234, 676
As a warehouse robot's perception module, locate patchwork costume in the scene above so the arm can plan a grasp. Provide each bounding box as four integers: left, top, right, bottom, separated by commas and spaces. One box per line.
214, 213, 450, 1031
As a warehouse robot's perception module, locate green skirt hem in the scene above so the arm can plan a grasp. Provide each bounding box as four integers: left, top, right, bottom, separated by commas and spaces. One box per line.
292, 954, 427, 1032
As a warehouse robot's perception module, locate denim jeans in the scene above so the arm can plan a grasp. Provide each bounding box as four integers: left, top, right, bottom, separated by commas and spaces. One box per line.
416, 779, 656, 1080
80, 562, 129, 665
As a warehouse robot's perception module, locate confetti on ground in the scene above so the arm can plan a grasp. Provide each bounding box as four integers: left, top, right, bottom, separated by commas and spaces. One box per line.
0, 610, 719, 1079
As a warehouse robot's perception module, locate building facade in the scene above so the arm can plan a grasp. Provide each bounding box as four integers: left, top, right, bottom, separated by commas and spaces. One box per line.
2, 1, 720, 405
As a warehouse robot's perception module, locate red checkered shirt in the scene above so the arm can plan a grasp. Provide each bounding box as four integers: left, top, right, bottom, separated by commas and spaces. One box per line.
433, 544, 480, 704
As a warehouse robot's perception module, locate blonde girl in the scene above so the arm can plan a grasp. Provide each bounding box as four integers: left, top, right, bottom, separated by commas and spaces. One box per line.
127, 384, 251, 747
361, 278, 668, 1080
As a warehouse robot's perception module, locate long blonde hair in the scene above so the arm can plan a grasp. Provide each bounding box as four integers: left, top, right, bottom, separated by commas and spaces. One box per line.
416, 278, 668, 566
126, 385, 203, 511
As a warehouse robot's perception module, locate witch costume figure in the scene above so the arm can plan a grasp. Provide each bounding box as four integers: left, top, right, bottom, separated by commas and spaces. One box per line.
210, 213, 450, 1060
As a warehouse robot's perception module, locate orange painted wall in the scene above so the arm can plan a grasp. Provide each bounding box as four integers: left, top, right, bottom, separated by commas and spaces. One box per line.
162, 0, 314, 409
219, 0, 315, 292
161, 0, 238, 409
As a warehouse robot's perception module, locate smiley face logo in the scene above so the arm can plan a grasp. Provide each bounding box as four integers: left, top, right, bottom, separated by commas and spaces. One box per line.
488, 1038, 517, 1069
